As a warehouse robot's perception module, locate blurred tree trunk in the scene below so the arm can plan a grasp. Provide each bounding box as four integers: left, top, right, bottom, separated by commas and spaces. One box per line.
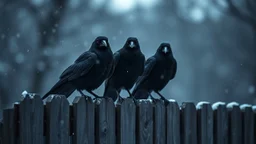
216, 0, 256, 98
26, 0, 68, 93
0, 1, 18, 111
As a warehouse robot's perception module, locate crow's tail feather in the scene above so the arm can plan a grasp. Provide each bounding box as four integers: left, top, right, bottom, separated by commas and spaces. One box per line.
42, 79, 76, 100
103, 85, 119, 102
132, 88, 149, 99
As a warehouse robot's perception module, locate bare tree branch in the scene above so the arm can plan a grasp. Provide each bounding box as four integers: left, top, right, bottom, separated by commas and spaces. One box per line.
225, 0, 256, 27
245, 0, 256, 16
28, 0, 68, 93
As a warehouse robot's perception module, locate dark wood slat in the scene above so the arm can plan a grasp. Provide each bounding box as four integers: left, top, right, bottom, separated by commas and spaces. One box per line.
166, 100, 180, 144
253, 106, 256, 144
116, 98, 136, 144
0, 120, 3, 144
85, 97, 95, 144
196, 102, 213, 144
153, 99, 166, 144
226, 102, 242, 144
240, 105, 254, 144
181, 102, 197, 144
72, 96, 95, 144
95, 98, 116, 144
45, 95, 70, 144
19, 94, 44, 144
212, 102, 228, 144
136, 100, 154, 144
3, 109, 16, 144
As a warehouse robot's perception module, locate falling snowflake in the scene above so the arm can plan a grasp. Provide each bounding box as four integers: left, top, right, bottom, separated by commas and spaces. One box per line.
52, 28, 56, 33
16, 33, 20, 38
112, 36, 117, 40
15, 53, 25, 64
1, 34, 5, 39
96, 60, 100, 64
248, 85, 255, 94
37, 61, 46, 71
160, 74, 164, 79
224, 89, 229, 94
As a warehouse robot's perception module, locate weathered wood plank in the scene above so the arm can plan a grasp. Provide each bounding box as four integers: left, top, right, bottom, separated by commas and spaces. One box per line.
196, 101, 213, 144
226, 102, 242, 144
19, 94, 44, 144
116, 98, 136, 144
253, 106, 256, 144
153, 99, 166, 144
3, 109, 17, 144
240, 104, 254, 144
0, 120, 3, 144
95, 98, 115, 144
212, 102, 228, 144
136, 100, 154, 144
166, 100, 180, 144
72, 96, 95, 144
181, 102, 197, 144
45, 95, 70, 144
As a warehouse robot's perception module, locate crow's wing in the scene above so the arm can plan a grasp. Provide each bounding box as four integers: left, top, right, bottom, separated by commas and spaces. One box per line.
133, 56, 156, 89
60, 52, 97, 81
170, 58, 177, 80
106, 51, 120, 79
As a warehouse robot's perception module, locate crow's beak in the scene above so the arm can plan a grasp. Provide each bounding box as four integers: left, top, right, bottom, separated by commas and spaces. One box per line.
100, 40, 107, 47
129, 41, 135, 48
163, 47, 168, 53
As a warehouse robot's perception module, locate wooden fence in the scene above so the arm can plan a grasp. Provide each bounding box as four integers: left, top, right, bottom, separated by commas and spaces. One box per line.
0, 94, 255, 144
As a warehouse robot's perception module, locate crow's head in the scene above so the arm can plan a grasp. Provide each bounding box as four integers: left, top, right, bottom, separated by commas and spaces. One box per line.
124, 37, 140, 50
157, 43, 172, 56
94, 36, 110, 50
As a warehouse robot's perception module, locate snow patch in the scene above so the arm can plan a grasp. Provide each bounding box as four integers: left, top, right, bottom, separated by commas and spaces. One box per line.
252, 105, 256, 111
168, 99, 176, 102
196, 101, 210, 109
240, 104, 252, 110
138, 99, 152, 103
226, 102, 239, 109
212, 101, 225, 110
22, 90, 28, 96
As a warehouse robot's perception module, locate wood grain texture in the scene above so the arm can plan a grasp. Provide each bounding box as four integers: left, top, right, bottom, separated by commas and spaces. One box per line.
95, 98, 116, 144
213, 104, 228, 144
136, 100, 153, 144
19, 94, 44, 144
45, 95, 70, 144
72, 96, 95, 144
227, 104, 242, 144
0, 120, 3, 144
153, 99, 166, 144
197, 103, 213, 144
3, 109, 16, 144
181, 102, 197, 144
166, 100, 180, 144
241, 107, 254, 144
116, 98, 136, 144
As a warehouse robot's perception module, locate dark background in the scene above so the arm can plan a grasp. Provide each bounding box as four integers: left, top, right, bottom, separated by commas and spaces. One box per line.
0, 0, 255, 114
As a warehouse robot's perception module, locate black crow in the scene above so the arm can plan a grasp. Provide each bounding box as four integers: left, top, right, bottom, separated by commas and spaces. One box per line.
103, 37, 145, 101
132, 43, 177, 102
42, 36, 113, 99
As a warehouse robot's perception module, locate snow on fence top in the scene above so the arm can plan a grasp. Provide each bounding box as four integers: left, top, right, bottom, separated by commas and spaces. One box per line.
0, 94, 255, 144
